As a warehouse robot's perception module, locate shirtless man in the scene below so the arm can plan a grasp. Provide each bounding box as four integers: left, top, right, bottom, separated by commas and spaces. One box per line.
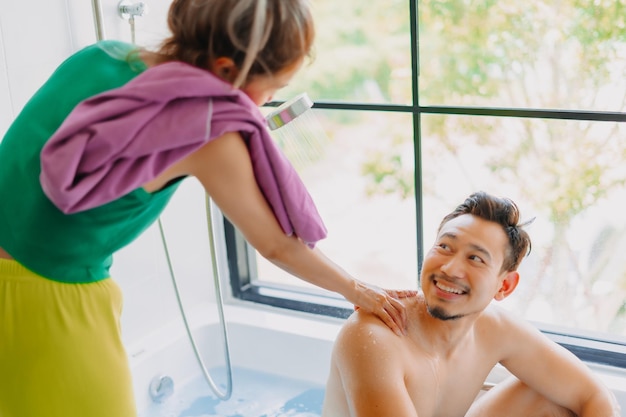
322, 192, 620, 417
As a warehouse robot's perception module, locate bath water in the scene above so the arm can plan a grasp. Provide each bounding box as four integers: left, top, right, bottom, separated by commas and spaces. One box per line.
139, 366, 325, 417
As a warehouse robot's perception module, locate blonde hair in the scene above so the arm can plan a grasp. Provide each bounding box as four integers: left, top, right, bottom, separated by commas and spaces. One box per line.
154, 0, 315, 88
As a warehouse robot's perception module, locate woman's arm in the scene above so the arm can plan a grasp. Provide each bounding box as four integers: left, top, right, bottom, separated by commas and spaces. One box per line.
177, 132, 413, 335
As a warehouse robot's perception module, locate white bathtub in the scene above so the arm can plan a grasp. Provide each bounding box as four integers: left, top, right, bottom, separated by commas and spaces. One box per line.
128, 303, 339, 415
128, 302, 626, 416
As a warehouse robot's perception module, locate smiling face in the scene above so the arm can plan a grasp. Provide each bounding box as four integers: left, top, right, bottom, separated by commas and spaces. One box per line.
420, 214, 519, 321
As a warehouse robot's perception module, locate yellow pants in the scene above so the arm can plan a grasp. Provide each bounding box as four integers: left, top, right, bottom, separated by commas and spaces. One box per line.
0, 259, 137, 417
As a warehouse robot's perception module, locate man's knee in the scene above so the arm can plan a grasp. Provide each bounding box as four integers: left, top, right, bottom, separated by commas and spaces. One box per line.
467, 377, 576, 417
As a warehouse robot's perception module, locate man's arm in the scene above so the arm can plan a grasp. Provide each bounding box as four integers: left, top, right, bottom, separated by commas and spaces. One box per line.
495, 309, 620, 416
331, 312, 419, 417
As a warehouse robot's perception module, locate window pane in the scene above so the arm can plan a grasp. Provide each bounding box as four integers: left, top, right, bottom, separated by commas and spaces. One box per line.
255, 109, 418, 293
419, 0, 626, 112
421, 113, 626, 337
274, 1, 413, 105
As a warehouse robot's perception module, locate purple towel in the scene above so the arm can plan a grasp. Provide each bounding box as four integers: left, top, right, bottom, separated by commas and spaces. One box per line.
40, 61, 327, 247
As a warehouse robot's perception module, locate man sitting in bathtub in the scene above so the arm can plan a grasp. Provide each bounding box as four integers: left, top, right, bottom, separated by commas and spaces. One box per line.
322, 191, 620, 417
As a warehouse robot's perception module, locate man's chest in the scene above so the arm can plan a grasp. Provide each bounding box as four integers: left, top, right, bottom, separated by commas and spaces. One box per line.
402, 349, 496, 417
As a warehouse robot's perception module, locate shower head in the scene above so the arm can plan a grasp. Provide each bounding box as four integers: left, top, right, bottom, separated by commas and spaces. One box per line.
266, 93, 314, 131
265, 93, 329, 169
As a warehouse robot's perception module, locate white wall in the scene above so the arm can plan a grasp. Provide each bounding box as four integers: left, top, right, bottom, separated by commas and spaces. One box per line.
0, 19, 10, 136
0, 0, 72, 136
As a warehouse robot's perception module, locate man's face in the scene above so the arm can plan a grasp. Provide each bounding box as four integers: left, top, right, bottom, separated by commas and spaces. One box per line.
420, 214, 512, 321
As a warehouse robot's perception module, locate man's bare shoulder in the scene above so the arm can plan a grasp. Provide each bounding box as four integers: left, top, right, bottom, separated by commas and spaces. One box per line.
337, 309, 398, 345
333, 309, 404, 360
475, 303, 529, 334
333, 296, 424, 360
330, 303, 416, 393
473, 303, 548, 362
341, 295, 423, 337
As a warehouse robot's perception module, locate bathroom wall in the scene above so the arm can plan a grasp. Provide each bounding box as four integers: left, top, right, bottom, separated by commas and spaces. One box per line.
0, 20, 9, 136
0, 0, 71, 137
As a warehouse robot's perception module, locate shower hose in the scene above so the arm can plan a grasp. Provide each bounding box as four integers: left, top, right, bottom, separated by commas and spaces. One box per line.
157, 195, 233, 400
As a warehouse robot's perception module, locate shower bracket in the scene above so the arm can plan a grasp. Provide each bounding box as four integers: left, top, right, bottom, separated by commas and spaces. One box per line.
117, 0, 147, 20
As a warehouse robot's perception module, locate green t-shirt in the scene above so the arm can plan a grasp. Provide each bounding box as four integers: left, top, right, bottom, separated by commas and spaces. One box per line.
0, 40, 181, 283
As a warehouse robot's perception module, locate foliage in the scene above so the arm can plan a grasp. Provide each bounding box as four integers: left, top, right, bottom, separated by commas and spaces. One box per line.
277, 0, 411, 103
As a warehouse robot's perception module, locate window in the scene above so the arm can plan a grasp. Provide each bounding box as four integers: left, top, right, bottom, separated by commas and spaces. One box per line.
228, 0, 626, 366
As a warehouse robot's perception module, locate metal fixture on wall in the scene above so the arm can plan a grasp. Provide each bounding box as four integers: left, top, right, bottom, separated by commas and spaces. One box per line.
117, 0, 147, 44
91, 0, 106, 41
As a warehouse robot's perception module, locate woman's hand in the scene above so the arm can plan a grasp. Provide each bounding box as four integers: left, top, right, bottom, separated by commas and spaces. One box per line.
351, 281, 418, 336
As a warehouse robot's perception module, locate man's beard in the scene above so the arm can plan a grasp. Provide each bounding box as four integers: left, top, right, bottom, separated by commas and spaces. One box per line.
426, 304, 465, 321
